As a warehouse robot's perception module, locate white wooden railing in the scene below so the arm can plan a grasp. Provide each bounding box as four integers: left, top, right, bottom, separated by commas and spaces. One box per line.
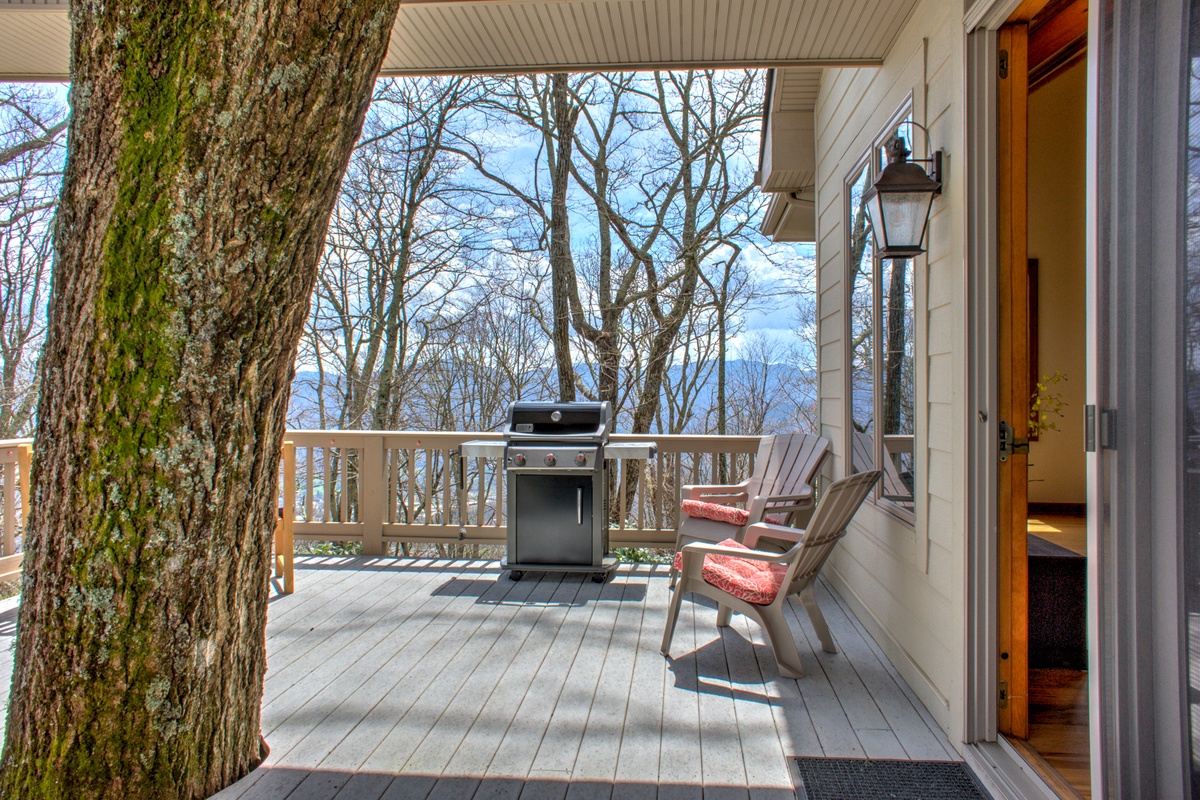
0, 432, 767, 594
0, 439, 33, 584
279, 430, 763, 555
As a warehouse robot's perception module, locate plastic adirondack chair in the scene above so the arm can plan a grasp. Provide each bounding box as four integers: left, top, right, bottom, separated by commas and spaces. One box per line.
661, 470, 881, 679
670, 433, 831, 584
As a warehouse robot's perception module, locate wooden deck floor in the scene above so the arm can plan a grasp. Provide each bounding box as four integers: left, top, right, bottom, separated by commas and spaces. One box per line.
0, 558, 957, 799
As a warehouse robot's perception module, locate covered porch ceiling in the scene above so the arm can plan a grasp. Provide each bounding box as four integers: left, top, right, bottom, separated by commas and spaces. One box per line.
0, 0, 920, 80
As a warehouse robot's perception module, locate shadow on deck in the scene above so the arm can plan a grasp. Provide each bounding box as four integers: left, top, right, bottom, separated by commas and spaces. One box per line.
0, 557, 957, 799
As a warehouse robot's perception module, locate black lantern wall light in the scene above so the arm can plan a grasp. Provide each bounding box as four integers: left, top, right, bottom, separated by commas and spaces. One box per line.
863, 121, 943, 258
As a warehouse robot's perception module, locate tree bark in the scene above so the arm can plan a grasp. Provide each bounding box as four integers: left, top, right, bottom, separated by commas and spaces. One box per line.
547, 74, 580, 403
0, 2, 399, 797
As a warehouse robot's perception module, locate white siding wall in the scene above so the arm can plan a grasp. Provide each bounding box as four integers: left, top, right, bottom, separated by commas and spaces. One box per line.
814, 0, 967, 746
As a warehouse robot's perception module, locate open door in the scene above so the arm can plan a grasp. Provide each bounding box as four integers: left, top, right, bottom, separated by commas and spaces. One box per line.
997, 22, 1031, 740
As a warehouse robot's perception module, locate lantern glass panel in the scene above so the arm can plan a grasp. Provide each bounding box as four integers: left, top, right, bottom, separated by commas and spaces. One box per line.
878, 191, 934, 252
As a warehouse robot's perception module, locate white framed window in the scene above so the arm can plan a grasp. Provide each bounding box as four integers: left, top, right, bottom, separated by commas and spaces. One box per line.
845, 105, 917, 520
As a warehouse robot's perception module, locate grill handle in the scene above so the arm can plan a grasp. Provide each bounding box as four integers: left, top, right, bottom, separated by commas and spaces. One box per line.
577, 488, 583, 525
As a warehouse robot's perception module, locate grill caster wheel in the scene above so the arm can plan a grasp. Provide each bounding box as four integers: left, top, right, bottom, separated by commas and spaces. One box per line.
509, 571, 524, 581
592, 573, 608, 584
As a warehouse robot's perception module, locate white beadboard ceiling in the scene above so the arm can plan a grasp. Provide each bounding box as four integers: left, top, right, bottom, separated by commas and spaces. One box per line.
0, 0, 919, 80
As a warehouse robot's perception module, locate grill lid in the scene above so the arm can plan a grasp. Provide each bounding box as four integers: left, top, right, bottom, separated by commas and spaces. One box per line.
505, 401, 612, 442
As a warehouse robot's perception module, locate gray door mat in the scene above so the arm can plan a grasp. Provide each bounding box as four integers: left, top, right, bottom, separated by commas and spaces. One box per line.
790, 757, 992, 800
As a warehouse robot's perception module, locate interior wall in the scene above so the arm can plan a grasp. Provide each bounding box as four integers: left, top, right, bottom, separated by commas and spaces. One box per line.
814, 0, 966, 745
1027, 60, 1088, 506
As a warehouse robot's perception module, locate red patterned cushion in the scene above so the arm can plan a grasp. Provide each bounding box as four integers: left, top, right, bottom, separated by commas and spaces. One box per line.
680, 500, 791, 529
672, 538, 787, 605
681, 499, 750, 526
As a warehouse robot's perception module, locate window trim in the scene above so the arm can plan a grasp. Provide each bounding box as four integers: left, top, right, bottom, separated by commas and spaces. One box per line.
843, 97, 918, 524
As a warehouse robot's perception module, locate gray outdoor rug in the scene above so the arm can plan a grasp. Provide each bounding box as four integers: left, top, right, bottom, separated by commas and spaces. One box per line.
790, 757, 991, 800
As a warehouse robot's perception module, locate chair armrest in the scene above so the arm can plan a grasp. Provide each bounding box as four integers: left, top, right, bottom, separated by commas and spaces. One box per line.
743, 522, 805, 550
754, 489, 815, 505
672, 528, 728, 551
680, 541, 793, 563
682, 480, 752, 502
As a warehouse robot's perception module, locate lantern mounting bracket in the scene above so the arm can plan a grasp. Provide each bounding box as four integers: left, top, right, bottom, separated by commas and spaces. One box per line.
888, 120, 943, 193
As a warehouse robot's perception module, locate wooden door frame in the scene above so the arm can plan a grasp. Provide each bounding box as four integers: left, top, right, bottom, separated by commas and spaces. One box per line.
997, 22, 1031, 740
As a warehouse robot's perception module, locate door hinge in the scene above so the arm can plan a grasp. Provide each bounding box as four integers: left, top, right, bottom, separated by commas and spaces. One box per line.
999, 420, 1029, 462
999, 50, 1009, 79
999, 680, 1008, 709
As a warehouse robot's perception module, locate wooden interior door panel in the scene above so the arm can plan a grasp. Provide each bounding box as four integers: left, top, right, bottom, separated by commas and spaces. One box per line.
997, 22, 1031, 740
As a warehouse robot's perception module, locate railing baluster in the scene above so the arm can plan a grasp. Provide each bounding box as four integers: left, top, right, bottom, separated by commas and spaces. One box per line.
339, 446, 349, 523
496, 460, 504, 528
427, 450, 436, 525
322, 447, 331, 523
655, 454, 665, 532
385, 448, 394, 524
637, 460, 646, 531
618, 463, 628, 530
2, 462, 13, 557
305, 446, 314, 522
445, 446, 454, 526
472, 460, 482, 527
676, 453, 686, 527
17, 443, 30, 537
407, 448, 416, 525
281, 441, 296, 594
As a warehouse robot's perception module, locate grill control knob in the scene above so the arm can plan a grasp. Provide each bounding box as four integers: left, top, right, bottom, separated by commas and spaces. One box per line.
575, 453, 588, 466
513, 453, 526, 467
544, 453, 557, 466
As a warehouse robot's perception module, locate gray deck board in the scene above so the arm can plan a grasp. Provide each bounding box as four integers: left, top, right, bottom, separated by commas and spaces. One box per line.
612, 567, 665, 800
0, 557, 959, 798
569, 568, 647, 786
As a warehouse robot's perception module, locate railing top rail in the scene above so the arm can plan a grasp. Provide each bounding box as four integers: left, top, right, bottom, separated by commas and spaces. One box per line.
283, 429, 763, 449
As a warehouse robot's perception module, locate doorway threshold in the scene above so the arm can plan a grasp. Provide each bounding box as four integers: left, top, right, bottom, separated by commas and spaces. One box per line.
963, 739, 1064, 800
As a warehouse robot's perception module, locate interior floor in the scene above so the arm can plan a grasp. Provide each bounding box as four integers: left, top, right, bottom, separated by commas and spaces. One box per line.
1028, 514, 1086, 555
1027, 668, 1091, 799
1025, 514, 1090, 799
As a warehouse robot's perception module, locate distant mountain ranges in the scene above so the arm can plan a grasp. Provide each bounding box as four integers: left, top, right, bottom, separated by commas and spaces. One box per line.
287, 360, 817, 433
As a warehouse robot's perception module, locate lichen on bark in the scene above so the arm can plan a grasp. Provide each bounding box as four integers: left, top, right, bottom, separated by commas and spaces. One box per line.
0, 2, 401, 797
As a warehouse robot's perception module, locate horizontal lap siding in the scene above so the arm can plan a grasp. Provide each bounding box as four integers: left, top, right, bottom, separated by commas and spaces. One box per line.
813, 0, 966, 746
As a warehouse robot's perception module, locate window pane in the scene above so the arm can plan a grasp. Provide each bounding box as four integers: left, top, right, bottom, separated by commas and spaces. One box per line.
880, 256, 915, 507
848, 163, 875, 474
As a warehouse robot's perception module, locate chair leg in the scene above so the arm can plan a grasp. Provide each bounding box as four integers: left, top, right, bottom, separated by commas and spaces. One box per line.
757, 604, 805, 679
716, 604, 734, 627
661, 583, 686, 656
799, 583, 837, 654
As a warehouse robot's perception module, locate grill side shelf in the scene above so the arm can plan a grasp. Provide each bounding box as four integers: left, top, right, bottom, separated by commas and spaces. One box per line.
603, 442, 657, 460
459, 440, 507, 459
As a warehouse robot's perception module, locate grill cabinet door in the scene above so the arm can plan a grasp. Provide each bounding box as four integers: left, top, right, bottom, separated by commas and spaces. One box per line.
511, 474, 594, 565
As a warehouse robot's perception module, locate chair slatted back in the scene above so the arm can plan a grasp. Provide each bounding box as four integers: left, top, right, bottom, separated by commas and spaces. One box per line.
752, 433, 831, 524
783, 470, 881, 591
763, 433, 831, 499
742, 435, 778, 499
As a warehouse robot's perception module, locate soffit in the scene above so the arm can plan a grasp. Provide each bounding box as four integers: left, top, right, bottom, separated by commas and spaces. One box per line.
772, 65, 822, 112
0, 0, 920, 80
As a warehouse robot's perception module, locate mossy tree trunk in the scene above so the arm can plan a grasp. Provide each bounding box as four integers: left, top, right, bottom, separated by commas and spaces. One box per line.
0, 2, 400, 797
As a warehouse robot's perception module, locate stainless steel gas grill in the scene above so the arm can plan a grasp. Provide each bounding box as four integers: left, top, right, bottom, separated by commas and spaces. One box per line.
461, 401, 655, 583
